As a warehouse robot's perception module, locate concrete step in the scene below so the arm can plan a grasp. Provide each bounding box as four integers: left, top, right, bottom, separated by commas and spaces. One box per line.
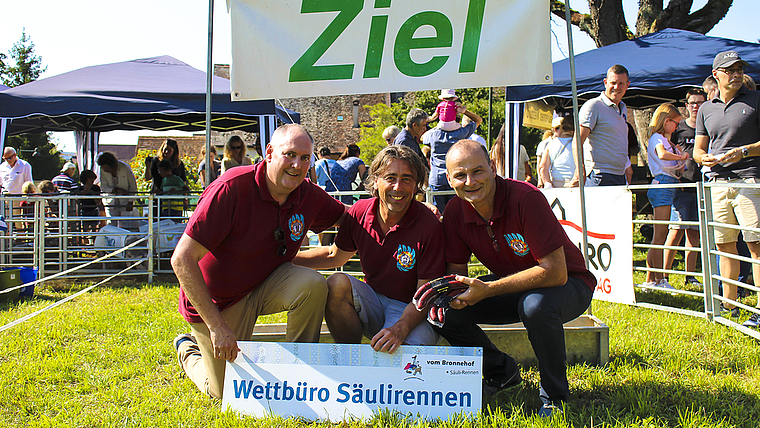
251, 314, 609, 366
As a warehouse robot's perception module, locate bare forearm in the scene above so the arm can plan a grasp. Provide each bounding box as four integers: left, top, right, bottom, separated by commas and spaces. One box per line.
172, 254, 226, 330
392, 302, 427, 337
464, 110, 483, 127
292, 245, 353, 269
484, 266, 565, 298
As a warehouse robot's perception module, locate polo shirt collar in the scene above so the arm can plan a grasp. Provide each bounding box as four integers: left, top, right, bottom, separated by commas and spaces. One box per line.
364, 197, 421, 233
462, 176, 508, 225
254, 161, 304, 209
711, 85, 749, 105
600, 91, 625, 111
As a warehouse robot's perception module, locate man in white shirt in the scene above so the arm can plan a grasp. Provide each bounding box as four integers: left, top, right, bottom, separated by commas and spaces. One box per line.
0, 147, 33, 194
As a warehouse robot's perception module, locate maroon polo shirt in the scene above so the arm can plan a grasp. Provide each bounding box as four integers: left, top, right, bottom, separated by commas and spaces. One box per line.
443, 177, 595, 290
335, 198, 445, 303
179, 162, 345, 323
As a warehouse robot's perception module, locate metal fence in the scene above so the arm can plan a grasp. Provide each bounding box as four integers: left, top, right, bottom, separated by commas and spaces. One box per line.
629, 181, 760, 341
2, 182, 757, 340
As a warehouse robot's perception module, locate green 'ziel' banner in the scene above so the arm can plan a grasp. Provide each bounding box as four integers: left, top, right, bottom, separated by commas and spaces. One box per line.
228, 0, 552, 100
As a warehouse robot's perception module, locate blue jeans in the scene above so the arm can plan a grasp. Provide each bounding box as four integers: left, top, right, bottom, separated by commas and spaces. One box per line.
586, 171, 626, 186
434, 275, 593, 406
646, 174, 679, 208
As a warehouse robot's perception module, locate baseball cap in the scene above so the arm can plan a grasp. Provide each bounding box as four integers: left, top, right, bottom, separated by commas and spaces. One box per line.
551, 117, 562, 128
713, 51, 749, 70
61, 161, 76, 172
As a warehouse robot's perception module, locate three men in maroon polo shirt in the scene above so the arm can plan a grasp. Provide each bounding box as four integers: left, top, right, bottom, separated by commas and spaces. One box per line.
438, 140, 595, 417
171, 124, 345, 399
294, 145, 445, 353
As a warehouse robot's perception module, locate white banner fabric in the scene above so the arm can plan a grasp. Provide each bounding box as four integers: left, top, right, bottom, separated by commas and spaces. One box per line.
228, 0, 552, 100
222, 342, 483, 421
541, 187, 635, 305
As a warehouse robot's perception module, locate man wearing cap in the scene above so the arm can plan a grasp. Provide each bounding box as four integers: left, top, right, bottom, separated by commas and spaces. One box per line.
694, 50, 760, 328
0, 147, 33, 195
170, 124, 346, 399
52, 162, 79, 193
571, 64, 631, 187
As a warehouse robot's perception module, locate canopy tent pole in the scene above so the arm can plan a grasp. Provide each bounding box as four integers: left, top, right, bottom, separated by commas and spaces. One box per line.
564, 0, 589, 269
0, 119, 8, 154
564, 1, 592, 312
205, 0, 214, 186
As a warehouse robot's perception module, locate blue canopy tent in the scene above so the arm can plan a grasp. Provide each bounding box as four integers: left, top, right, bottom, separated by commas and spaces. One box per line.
506, 28, 760, 110
0, 55, 300, 170
501, 28, 760, 177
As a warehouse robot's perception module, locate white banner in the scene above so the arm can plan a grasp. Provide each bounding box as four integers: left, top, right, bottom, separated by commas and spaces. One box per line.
222, 342, 482, 421
228, 0, 552, 100
541, 187, 635, 305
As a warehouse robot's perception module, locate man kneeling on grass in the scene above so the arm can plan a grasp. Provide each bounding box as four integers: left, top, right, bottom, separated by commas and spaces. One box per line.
294, 145, 445, 352
170, 124, 345, 399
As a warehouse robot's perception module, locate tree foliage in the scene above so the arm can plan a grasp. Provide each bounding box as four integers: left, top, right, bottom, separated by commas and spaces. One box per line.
1, 30, 59, 180
128, 149, 202, 194
356, 88, 508, 165
550, 0, 733, 46
0, 30, 46, 87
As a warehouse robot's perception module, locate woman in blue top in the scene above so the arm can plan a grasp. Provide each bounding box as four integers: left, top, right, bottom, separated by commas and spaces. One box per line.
335, 144, 367, 205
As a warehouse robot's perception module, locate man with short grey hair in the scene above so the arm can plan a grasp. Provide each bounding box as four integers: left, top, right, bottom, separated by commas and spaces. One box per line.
572, 64, 631, 186
393, 108, 427, 158
694, 50, 760, 327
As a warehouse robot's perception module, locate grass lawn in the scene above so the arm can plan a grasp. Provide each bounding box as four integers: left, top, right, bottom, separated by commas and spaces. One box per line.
1, 279, 759, 428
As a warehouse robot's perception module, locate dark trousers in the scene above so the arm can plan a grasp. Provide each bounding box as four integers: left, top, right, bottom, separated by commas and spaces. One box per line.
587, 171, 626, 186
434, 275, 593, 405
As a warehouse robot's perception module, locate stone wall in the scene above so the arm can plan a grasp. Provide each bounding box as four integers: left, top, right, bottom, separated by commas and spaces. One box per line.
277, 93, 389, 153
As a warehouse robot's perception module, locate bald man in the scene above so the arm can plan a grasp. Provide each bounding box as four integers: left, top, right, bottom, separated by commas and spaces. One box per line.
171, 124, 346, 399
438, 140, 595, 417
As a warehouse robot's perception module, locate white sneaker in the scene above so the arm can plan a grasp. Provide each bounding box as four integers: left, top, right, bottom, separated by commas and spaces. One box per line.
656, 279, 676, 290
636, 281, 656, 292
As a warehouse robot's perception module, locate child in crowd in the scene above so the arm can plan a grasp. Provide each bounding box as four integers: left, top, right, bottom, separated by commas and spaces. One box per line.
642, 103, 688, 291
157, 159, 188, 217
428, 89, 464, 131
18, 181, 37, 231
76, 170, 105, 236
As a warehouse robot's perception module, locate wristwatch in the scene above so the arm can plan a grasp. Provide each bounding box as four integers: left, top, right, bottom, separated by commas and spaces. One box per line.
742, 147, 749, 158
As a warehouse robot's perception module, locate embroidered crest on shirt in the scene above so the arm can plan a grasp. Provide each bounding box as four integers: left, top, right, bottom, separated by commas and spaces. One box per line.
288, 213, 304, 241
395, 244, 417, 272
504, 233, 529, 256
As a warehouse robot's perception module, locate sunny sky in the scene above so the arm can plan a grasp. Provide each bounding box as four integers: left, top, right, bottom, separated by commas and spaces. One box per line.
1, 0, 757, 152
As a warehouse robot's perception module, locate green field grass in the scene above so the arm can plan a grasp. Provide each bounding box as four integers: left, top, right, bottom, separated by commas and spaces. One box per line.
1, 278, 758, 428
